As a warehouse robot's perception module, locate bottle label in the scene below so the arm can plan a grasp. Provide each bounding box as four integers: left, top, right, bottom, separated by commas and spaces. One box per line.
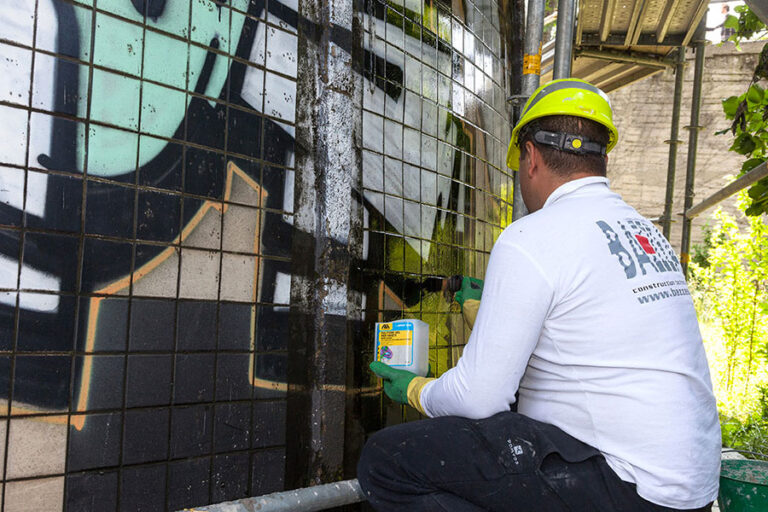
376, 322, 413, 366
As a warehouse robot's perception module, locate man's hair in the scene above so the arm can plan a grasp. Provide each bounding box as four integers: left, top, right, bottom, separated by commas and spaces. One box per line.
517, 115, 610, 177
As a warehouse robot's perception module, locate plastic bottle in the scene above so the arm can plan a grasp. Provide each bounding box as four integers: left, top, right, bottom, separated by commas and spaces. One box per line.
374, 319, 429, 377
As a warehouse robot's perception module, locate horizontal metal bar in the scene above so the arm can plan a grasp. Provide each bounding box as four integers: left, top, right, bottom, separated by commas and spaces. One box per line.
576, 48, 675, 68
682, 0, 710, 47
579, 32, 685, 46
181, 479, 366, 512
600, 0, 618, 42
685, 162, 768, 219
596, 67, 662, 92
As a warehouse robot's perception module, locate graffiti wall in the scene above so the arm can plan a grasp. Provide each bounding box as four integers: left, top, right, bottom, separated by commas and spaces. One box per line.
356, 0, 512, 400
0, 0, 514, 509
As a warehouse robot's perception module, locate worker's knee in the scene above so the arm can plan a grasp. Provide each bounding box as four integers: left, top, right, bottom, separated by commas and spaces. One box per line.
357, 416, 475, 491
357, 425, 401, 486
357, 419, 437, 495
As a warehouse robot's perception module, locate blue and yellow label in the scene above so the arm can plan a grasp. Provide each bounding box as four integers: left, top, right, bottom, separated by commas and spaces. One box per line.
375, 321, 413, 367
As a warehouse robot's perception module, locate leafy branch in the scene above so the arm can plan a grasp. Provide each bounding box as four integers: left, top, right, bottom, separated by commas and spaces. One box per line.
717, 6, 768, 216
690, 193, 768, 450
724, 5, 768, 47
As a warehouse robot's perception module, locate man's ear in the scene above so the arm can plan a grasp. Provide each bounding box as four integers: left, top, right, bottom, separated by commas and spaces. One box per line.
524, 140, 539, 178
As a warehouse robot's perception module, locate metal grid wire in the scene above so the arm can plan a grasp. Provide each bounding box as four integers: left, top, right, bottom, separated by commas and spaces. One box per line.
0, 0, 513, 509
358, 0, 513, 425
0, 0, 295, 509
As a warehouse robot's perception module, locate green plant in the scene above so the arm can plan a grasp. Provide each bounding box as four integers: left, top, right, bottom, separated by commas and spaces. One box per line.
691, 224, 714, 270
720, 386, 768, 460
719, 82, 768, 216
717, 6, 768, 216
690, 193, 768, 450
724, 5, 768, 46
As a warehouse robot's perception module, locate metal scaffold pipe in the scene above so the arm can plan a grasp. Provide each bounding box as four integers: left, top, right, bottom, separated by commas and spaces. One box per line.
512, 0, 546, 222
680, 20, 707, 278
662, 47, 686, 240
576, 49, 675, 70
685, 162, 768, 219
553, 0, 577, 79
181, 479, 366, 512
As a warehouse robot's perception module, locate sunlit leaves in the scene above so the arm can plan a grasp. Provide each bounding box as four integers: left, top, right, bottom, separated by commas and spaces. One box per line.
717, 6, 768, 215
724, 5, 768, 47
690, 192, 768, 431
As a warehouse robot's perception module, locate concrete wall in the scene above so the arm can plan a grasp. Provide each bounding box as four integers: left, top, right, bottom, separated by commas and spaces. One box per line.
607, 41, 763, 251
0, 0, 515, 509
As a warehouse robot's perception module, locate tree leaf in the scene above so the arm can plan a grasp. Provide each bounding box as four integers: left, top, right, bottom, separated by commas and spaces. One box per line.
741, 158, 765, 173
748, 84, 765, 105
748, 182, 768, 200
723, 95, 741, 118
724, 14, 740, 30
731, 133, 757, 155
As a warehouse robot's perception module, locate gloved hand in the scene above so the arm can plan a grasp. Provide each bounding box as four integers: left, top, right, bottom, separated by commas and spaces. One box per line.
453, 276, 484, 306
369, 361, 417, 404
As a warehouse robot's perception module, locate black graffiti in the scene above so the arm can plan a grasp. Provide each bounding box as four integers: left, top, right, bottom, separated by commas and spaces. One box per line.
130, 0, 168, 19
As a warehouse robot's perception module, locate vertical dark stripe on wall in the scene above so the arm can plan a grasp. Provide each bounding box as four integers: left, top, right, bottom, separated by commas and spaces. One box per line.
45, 0, 79, 172
286, 0, 365, 490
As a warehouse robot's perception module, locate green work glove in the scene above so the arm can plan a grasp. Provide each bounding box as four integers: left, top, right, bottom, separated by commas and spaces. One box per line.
369, 361, 418, 404
453, 276, 484, 306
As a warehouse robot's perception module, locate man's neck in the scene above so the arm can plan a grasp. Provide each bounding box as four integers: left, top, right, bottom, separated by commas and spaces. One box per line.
537, 171, 605, 210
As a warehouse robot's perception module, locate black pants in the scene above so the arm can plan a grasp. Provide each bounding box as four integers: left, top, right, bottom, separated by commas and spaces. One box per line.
357, 411, 713, 512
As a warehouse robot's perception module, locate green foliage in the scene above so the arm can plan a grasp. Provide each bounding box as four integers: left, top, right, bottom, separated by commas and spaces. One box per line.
724, 5, 768, 46
720, 386, 768, 460
690, 193, 768, 453
719, 82, 768, 216
717, 6, 768, 216
691, 224, 715, 269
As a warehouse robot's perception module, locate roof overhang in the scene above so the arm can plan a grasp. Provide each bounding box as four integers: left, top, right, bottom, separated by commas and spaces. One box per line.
542, 0, 709, 92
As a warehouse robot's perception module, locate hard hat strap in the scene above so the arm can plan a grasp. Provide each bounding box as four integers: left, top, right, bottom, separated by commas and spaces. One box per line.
532, 130, 606, 156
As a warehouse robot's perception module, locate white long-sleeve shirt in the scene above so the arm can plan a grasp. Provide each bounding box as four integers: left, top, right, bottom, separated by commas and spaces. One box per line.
420, 177, 720, 509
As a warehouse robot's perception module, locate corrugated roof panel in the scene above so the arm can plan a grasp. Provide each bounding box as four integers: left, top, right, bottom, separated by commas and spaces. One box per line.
639, 0, 668, 32
611, 0, 639, 33
549, 0, 707, 92
667, 0, 705, 34
576, 0, 707, 46
579, 0, 605, 33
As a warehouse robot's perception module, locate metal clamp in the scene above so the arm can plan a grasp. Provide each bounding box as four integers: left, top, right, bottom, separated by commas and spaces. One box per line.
507, 94, 530, 106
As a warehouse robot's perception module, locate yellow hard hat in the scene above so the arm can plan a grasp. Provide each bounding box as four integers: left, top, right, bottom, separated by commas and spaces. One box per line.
506, 78, 618, 171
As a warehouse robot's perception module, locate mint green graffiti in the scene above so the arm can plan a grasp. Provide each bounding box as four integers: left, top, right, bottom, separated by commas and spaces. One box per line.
77, 0, 248, 176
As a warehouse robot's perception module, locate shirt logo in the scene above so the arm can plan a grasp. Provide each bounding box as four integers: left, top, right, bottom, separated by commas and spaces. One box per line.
634, 234, 656, 254
596, 219, 681, 280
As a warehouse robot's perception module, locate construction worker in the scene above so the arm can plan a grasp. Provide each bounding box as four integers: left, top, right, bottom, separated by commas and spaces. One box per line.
358, 79, 720, 511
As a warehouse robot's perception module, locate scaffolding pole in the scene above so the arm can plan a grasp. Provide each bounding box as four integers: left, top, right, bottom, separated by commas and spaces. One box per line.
553, 0, 577, 79
662, 47, 686, 240
685, 162, 768, 219
680, 20, 707, 278
512, 0, 546, 221
181, 479, 366, 512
